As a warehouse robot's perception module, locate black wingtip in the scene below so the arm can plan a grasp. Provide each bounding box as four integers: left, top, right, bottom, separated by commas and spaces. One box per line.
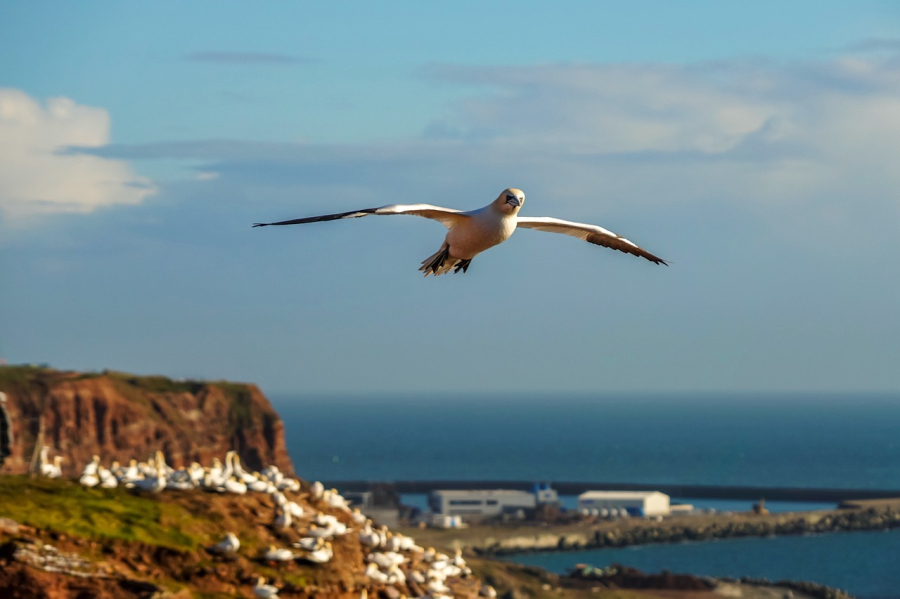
252, 223, 267, 228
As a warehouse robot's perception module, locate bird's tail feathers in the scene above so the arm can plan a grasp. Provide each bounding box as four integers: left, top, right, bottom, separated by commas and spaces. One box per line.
419, 245, 463, 277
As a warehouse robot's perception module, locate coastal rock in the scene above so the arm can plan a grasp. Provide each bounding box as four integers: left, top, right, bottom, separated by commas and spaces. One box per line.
472, 507, 900, 558
0, 366, 294, 476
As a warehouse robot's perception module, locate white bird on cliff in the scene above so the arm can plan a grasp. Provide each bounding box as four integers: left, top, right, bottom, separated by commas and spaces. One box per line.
365, 562, 391, 584
409, 569, 426, 585
273, 507, 292, 530
138, 454, 157, 478
79, 455, 101, 487
155, 450, 174, 477
368, 551, 406, 569
294, 537, 323, 552
39, 447, 63, 478
224, 476, 247, 495
118, 459, 140, 484
452, 548, 467, 568
304, 524, 333, 539
253, 188, 667, 275
304, 541, 333, 564
253, 577, 280, 598
231, 454, 257, 484
323, 488, 350, 511
428, 577, 451, 595
263, 545, 296, 562
315, 513, 343, 530
248, 475, 272, 493
398, 534, 423, 553
261, 465, 282, 484
167, 478, 195, 491
273, 491, 304, 518
98, 466, 118, 488
387, 565, 406, 585
277, 477, 300, 492
131, 473, 166, 493
310, 481, 324, 500
189, 462, 205, 484
208, 532, 241, 555
81, 455, 100, 477
79, 473, 99, 488
359, 523, 381, 548
209, 457, 226, 485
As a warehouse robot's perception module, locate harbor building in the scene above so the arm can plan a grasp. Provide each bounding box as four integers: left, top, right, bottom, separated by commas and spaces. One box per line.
534, 482, 558, 505
430, 489, 538, 517
578, 490, 671, 517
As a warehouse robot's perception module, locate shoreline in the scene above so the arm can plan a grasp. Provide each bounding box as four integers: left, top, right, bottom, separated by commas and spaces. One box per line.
399, 504, 900, 556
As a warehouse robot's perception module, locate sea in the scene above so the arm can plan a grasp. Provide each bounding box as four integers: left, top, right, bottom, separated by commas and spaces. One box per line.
272, 393, 900, 598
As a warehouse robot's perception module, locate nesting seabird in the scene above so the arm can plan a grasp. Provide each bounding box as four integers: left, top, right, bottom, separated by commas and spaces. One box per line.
253, 188, 666, 275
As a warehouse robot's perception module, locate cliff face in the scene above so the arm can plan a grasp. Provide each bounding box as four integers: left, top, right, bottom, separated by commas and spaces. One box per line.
0, 366, 294, 477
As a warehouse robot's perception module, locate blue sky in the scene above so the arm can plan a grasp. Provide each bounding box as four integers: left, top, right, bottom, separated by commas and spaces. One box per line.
1, 2, 899, 394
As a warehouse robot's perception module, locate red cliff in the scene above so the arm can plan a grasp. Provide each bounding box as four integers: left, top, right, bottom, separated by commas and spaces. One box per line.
0, 366, 294, 477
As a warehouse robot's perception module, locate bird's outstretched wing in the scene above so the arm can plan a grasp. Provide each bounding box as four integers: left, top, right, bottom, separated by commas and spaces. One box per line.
516, 216, 667, 265
253, 204, 467, 230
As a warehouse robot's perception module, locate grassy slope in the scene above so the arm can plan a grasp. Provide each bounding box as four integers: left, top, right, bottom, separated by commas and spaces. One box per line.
0, 476, 205, 549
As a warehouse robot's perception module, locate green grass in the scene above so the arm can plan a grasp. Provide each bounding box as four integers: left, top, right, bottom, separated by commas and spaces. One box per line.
106, 371, 207, 395
0, 476, 208, 550
0, 364, 54, 393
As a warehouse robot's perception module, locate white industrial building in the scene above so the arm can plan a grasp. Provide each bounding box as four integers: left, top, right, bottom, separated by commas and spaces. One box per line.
578, 491, 670, 517
430, 489, 536, 517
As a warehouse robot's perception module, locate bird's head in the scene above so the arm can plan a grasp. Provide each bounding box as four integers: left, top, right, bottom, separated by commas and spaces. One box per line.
495, 188, 525, 214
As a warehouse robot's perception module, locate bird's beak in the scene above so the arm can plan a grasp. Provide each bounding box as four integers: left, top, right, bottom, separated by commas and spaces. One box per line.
506, 197, 520, 207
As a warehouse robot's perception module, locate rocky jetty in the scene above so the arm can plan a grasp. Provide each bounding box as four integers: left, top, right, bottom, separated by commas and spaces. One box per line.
0, 366, 293, 476
469, 558, 851, 599
439, 507, 900, 556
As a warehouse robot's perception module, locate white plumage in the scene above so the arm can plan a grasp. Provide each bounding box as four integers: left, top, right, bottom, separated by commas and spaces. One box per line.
208, 532, 240, 555
263, 545, 295, 562
253, 577, 279, 598
254, 188, 666, 275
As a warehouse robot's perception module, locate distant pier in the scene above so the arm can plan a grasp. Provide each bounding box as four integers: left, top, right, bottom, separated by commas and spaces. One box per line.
325, 480, 900, 502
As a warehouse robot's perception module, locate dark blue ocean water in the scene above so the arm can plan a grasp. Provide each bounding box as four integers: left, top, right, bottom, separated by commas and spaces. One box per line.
272, 393, 900, 597
505, 530, 900, 599
273, 393, 900, 489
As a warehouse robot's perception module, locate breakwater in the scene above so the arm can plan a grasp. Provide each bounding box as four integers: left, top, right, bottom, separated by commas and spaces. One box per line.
462, 507, 900, 556
327, 480, 900, 502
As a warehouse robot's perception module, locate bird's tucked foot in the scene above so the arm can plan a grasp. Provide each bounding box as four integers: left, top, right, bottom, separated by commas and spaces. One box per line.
453, 259, 471, 274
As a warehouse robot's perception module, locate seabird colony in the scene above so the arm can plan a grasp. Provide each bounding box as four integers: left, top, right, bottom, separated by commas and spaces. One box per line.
39, 448, 493, 599
254, 188, 667, 275
51, 449, 299, 494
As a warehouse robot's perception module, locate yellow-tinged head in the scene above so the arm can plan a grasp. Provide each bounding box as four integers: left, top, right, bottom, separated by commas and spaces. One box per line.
494, 188, 525, 215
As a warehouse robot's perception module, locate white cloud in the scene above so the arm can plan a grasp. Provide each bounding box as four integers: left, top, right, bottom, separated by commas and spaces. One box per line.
0, 88, 155, 223
422, 57, 900, 222
66, 55, 900, 245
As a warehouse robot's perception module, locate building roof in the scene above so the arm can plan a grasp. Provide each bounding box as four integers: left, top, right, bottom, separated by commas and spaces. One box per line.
432, 489, 533, 497
578, 491, 669, 500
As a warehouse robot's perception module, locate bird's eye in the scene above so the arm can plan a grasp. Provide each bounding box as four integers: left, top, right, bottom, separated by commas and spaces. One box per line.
506, 194, 514, 201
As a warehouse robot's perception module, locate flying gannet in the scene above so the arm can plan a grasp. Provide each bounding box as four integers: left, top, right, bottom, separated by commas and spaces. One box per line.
253, 188, 666, 275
